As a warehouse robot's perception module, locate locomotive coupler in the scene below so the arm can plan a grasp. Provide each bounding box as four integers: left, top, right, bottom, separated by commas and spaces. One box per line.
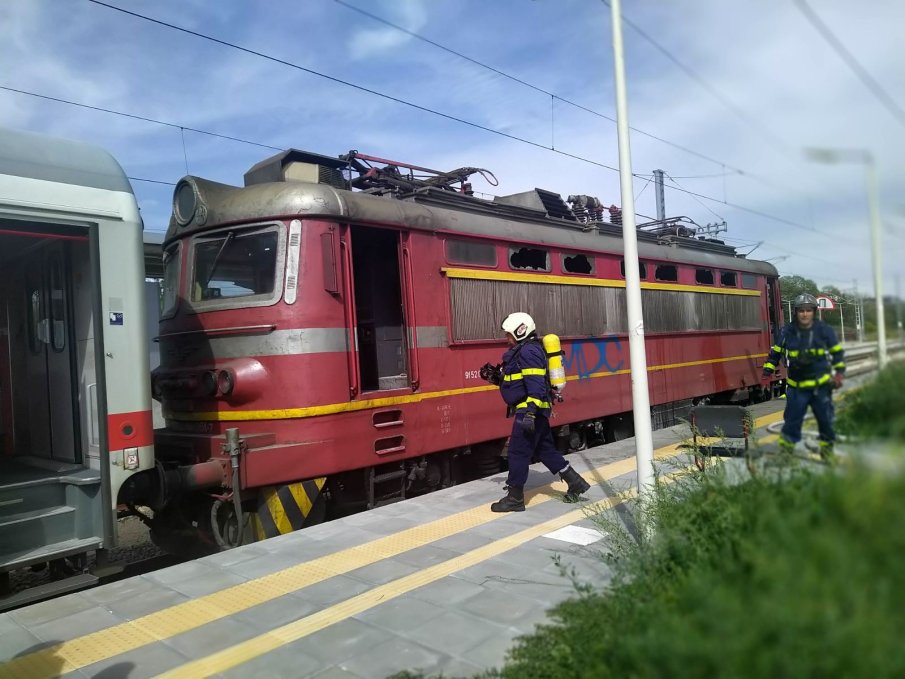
222, 428, 246, 548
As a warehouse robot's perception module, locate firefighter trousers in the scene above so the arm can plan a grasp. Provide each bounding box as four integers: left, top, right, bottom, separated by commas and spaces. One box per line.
506, 412, 568, 488
780, 384, 835, 446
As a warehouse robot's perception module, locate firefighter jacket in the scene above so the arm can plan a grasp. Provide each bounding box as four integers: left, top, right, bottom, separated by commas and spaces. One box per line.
763, 320, 845, 388
499, 338, 552, 417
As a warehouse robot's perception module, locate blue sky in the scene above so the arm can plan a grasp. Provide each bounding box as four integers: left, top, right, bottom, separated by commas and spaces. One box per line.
2, 0, 904, 301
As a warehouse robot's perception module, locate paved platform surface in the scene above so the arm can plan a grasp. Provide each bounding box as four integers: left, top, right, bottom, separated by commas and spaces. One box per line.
0, 400, 786, 679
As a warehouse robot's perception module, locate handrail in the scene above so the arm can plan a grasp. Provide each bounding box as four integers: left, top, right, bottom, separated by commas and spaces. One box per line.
401, 244, 420, 390
340, 237, 360, 398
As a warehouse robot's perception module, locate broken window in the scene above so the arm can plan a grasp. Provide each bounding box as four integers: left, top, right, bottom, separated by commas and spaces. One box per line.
509, 247, 549, 271
563, 253, 594, 274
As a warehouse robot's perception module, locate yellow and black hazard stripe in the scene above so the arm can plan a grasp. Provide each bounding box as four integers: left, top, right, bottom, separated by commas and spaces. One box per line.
252, 478, 327, 540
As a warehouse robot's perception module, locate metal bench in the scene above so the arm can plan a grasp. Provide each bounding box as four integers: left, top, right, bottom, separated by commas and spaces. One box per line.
689, 405, 752, 471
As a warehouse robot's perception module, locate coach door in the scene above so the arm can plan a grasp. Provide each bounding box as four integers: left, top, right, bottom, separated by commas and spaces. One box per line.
22, 241, 78, 462
347, 225, 408, 393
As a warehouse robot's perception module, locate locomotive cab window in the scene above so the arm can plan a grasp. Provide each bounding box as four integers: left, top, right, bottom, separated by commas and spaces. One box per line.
721, 271, 738, 287
741, 273, 758, 289
446, 238, 496, 267
189, 224, 284, 310
695, 268, 714, 285
655, 264, 678, 282
563, 253, 594, 275
620, 259, 646, 279
508, 246, 549, 271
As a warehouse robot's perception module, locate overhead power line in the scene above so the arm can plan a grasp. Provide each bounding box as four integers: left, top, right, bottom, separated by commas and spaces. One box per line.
333, 0, 774, 184
598, 0, 791, 154
82, 0, 825, 235
0, 85, 282, 153
794, 0, 905, 129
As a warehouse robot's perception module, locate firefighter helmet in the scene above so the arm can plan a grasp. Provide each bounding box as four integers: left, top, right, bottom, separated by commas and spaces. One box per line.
501, 312, 536, 342
793, 293, 818, 311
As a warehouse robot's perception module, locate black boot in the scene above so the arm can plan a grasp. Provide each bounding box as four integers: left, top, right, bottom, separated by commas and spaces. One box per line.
491, 485, 525, 512
560, 466, 590, 502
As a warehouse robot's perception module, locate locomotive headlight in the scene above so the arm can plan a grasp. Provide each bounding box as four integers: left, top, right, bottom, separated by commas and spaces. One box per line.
174, 179, 198, 226
217, 369, 234, 396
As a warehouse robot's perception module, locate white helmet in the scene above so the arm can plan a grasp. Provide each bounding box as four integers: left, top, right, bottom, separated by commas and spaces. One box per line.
501, 312, 536, 342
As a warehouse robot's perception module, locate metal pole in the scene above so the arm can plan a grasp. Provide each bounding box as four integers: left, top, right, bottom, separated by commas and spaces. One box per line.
786, 300, 792, 323
653, 169, 666, 221
839, 303, 845, 342
610, 0, 654, 497
854, 279, 865, 343
865, 156, 888, 368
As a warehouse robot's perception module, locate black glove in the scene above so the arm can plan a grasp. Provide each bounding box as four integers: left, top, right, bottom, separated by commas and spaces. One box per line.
480, 362, 502, 386
520, 412, 536, 436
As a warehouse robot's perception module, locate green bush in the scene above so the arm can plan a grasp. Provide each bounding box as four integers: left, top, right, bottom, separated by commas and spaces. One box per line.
494, 465, 905, 678
836, 360, 905, 442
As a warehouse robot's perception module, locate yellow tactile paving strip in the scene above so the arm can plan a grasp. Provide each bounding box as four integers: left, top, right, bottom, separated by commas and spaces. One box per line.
159, 490, 636, 678
0, 409, 784, 679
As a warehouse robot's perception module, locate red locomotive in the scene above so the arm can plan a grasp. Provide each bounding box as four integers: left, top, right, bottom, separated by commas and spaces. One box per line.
145, 149, 783, 551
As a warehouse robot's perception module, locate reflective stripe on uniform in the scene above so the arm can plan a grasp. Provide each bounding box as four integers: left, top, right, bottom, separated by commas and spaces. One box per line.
772, 344, 783, 353
786, 373, 831, 389
515, 396, 551, 410
763, 362, 776, 371
503, 368, 546, 382
833, 362, 846, 369
830, 344, 843, 353
787, 348, 827, 358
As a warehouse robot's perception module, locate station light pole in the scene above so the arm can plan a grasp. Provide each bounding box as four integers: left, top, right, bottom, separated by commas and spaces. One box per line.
610, 0, 654, 497
805, 148, 887, 369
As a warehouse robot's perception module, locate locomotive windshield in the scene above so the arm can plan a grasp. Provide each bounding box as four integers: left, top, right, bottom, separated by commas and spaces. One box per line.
191, 227, 279, 303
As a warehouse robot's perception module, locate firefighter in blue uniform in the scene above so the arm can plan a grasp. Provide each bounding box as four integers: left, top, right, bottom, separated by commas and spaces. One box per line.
762, 293, 846, 459
481, 312, 590, 512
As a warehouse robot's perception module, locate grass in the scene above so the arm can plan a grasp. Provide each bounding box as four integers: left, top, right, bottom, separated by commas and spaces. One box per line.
836, 360, 905, 443
491, 463, 905, 678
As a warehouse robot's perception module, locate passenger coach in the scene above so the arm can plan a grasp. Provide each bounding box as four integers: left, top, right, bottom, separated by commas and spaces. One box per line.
0, 128, 154, 604
149, 149, 784, 551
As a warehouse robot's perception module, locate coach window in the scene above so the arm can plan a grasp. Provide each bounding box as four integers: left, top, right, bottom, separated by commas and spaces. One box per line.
655, 264, 678, 282
446, 238, 497, 267
509, 246, 550, 272
695, 268, 714, 285
161, 243, 181, 319
563, 253, 594, 275
721, 271, 738, 287
620, 259, 646, 279
741, 273, 758, 289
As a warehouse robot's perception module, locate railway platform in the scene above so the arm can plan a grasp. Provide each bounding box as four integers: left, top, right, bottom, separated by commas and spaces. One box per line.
1, 400, 789, 679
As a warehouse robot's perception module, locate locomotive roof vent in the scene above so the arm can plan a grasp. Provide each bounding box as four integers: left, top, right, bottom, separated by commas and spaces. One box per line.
494, 189, 577, 222
244, 149, 350, 190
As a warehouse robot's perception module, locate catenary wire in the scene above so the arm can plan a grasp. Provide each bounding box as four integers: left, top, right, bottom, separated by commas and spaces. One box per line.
599, 0, 791, 154
0, 86, 283, 152
80, 1, 824, 235
333, 0, 786, 190
794, 0, 905, 128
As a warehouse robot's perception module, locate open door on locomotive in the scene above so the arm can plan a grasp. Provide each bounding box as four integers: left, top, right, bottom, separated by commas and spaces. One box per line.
348, 224, 410, 393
